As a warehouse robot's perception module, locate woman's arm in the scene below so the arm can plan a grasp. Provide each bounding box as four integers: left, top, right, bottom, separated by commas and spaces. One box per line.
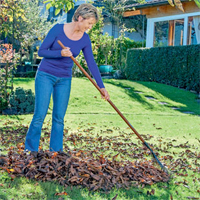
82, 35, 110, 100
82, 36, 105, 88
38, 24, 63, 59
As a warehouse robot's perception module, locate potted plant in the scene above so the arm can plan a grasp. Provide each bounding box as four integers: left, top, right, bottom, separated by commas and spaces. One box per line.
98, 33, 113, 76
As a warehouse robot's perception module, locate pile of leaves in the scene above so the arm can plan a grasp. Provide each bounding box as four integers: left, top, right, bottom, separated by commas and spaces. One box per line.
0, 147, 169, 191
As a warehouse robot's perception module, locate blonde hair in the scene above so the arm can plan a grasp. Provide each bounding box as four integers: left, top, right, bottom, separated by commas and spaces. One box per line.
72, 3, 99, 22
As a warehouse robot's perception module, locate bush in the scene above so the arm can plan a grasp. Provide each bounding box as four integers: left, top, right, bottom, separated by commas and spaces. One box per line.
9, 87, 35, 114
112, 37, 143, 77
0, 97, 8, 112
25, 71, 36, 78
93, 35, 143, 70
125, 44, 200, 92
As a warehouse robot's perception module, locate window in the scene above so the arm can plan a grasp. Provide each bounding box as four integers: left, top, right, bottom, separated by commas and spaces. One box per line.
147, 13, 200, 47
154, 21, 168, 47
154, 19, 184, 47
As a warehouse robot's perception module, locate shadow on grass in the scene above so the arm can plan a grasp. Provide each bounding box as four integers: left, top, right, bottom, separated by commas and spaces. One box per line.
98, 186, 171, 200
0, 194, 8, 200
13, 78, 35, 84
139, 81, 200, 116
104, 79, 200, 116
103, 79, 155, 110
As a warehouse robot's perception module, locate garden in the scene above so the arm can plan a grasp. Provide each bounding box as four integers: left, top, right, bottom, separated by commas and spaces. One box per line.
0, 0, 200, 200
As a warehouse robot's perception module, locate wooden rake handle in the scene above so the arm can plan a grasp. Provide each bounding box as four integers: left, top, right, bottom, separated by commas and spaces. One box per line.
57, 40, 170, 174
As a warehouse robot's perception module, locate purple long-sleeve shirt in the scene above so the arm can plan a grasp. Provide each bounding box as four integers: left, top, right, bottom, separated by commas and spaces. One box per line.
38, 23, 104, 88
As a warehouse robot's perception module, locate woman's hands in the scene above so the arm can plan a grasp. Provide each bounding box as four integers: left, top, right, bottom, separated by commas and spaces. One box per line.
100, 88, 110, 101
61, 47, 73, 57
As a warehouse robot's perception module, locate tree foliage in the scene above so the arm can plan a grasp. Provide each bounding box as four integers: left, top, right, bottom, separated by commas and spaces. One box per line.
0, 0, 26, 37
44, 0, 76, 15
0, 44, 14, 100
168, 0, 200, 11
14, 0, 55, 62
1, 0, 56, 63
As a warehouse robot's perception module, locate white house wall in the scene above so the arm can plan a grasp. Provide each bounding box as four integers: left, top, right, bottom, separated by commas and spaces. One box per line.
124, 31, 143, 41
103, 22, 144, 41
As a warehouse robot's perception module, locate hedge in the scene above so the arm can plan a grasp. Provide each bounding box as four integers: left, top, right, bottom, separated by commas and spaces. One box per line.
125, 44, 200, 92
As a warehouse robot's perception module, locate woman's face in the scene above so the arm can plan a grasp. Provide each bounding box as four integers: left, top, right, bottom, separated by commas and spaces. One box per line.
78, 16, 96, 32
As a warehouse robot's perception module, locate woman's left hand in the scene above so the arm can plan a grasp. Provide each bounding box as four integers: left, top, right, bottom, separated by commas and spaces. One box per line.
100, 88, 110, 101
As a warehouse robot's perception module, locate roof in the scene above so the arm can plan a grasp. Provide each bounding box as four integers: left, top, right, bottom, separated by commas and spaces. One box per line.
117, 0, 189, 10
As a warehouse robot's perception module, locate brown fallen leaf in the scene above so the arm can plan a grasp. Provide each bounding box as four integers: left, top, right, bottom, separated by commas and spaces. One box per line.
55, 192, 68, 196
151, 189, 155, 195
112, 194, 118, 200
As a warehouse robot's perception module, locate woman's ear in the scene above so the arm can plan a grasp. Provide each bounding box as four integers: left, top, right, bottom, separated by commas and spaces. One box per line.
78, 16, 84, 22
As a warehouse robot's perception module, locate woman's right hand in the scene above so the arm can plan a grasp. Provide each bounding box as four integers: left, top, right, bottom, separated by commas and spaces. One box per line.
61, 47, 73, 57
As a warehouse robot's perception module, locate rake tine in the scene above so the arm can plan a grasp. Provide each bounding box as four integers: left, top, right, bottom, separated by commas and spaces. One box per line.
143, 141, 169, 174
57, 40, 169, 175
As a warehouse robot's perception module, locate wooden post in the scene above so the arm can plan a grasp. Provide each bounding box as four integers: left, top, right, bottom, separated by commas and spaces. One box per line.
168, 20, 175, 46
187, 21, 192, 45
180, 29, 183, 45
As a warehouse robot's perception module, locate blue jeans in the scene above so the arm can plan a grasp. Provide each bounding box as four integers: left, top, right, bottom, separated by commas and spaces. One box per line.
25, 70, 71, 152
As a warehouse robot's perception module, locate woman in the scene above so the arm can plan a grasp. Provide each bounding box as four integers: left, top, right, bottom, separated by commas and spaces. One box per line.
25, 3, 110, 152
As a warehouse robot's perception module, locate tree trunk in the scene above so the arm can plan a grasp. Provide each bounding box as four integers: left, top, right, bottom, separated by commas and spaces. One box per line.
4, 62, 8, 99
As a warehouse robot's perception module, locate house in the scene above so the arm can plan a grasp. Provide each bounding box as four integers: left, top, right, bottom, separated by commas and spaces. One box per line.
122, 0, 200, 47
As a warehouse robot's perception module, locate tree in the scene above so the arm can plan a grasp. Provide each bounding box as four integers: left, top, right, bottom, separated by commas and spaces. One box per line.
0, 0, 57, 63
0, 0, 26, 43
13, 0, 55, 63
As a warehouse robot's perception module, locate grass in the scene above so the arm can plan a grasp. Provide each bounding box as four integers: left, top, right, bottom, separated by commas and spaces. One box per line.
0, 77, 200, 200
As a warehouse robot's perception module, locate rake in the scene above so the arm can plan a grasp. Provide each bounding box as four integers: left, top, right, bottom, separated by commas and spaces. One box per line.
57, 40, 169, 174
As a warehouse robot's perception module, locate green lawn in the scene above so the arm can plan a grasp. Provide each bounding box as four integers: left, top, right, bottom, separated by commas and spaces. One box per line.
0, 77, 200, 200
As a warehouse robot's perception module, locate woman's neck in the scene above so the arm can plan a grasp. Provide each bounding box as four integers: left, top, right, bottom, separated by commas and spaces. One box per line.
64, 22, 84, 40
68, 22, 83, 34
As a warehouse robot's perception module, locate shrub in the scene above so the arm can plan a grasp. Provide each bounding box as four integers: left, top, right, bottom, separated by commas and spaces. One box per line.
0, 97, 8, 112
25, 71, 36, 78
126, 44, 200, 92
112, 36, 143, 77
93, 35, 143, 70
9, 87, 35, 114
